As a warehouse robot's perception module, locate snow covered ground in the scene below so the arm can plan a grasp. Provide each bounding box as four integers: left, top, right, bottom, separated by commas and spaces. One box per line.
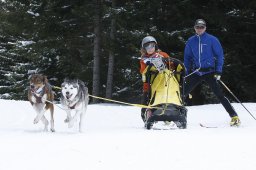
0, 99, 256, 170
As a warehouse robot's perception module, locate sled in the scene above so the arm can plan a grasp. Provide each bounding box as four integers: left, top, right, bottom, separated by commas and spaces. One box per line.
142, 57, 187, 129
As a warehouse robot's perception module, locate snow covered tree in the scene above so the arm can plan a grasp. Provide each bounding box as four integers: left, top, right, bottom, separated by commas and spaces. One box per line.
0, 0, 255, 104
0, 1, 35, 99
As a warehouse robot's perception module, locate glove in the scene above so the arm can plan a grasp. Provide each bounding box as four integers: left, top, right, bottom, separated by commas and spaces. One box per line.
145, 61, 151, 65
151, 57, 166, 72
143, 58, 151, 65
214, 73, 221, 81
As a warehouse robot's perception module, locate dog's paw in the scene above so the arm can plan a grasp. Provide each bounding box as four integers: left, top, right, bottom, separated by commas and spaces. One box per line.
68, 120, 75, 128
34, 117, 40, 124
43, 127, 48, 132
64, 118, 70, 123
79, 127, 86, 133
50, 128, 55, 132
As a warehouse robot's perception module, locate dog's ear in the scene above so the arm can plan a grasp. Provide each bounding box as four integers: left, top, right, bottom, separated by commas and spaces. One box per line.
43, 76, 48, 84
28, 74, 36, 81
83, 81, 88, 86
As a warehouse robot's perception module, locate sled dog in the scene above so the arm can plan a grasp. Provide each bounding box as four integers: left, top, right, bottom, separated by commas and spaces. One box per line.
60, 79, 89, 132
28, 74, 55, 132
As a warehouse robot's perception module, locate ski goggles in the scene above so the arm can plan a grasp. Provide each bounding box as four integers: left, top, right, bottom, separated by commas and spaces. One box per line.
144, 42, 156, 51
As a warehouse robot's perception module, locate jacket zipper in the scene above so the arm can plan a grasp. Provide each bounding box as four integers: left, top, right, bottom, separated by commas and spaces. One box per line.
198, 35, 201, 69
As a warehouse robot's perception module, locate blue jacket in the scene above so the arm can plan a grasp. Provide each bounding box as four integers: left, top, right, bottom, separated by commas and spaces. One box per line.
184, 32, 224, 75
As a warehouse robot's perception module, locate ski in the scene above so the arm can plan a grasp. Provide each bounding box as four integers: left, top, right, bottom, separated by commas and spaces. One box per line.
152, 126, 183, 130
199, 123, 218, 128
152, 127, 176, 130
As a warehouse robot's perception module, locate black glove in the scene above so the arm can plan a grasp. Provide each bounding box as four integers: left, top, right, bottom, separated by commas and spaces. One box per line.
145, 61, 151, 65
143, 58, 151, 65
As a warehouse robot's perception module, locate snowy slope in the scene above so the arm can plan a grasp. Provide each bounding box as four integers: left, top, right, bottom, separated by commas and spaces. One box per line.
0, 99, 256, 170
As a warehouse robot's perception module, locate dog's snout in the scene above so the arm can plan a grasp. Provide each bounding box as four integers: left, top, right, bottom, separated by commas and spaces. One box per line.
66, 92, 69, 95
30, 85, 35, 89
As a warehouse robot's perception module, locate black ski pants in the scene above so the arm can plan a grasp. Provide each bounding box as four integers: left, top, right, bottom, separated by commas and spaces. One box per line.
184, 72, 237, 118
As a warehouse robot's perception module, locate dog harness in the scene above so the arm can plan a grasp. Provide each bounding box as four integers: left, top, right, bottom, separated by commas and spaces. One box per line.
30, 84, 51, 103
68, 104, 76, 109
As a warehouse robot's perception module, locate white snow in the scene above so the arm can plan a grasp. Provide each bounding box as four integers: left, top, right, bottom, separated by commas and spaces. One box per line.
18, 40, 35, 46
27, 10, 40, 17
0, 49, 6, 53
0, 99, 256, 170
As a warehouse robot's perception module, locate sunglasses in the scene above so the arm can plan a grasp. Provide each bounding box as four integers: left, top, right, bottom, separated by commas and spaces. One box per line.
144, 42, 156, 50
195, 26, 205, 29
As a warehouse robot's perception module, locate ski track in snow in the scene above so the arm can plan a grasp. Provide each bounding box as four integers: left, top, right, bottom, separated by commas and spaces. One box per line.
0, 99, 256, 170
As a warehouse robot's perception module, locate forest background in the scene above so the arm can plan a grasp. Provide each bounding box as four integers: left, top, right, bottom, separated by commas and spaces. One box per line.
0, 0, 255, 105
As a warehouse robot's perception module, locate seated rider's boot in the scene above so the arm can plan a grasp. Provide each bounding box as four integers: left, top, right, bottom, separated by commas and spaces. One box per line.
141, 92, 149, 123
230, 116, 241, 127
145, 109, 153, 129
141, 108, 146, 123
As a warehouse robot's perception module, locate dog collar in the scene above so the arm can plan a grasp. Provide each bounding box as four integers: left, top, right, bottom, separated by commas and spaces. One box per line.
31, 85, 46, 103
35, 85, 45, 94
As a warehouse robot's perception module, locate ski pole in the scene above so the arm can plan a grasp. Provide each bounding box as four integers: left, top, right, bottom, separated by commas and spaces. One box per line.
219, 80, 256, 121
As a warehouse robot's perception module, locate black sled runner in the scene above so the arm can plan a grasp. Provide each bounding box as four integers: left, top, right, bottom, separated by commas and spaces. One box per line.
141, 57, 187, 130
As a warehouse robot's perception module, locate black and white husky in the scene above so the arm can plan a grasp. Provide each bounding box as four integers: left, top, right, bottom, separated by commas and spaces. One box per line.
60, 79, 89, 132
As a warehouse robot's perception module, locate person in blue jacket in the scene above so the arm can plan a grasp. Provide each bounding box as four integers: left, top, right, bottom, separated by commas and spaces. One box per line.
184, 19, 241, 126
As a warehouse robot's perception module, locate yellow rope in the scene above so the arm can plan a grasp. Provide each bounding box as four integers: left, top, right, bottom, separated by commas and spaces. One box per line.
52, 85, 166, 110
52, 86, 62, 90
88, 94, 166, 110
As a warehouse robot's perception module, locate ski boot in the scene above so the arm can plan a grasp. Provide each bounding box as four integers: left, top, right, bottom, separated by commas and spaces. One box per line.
144, 109, 154, 130
141, 108, 146, 123
230, 116, 241, 127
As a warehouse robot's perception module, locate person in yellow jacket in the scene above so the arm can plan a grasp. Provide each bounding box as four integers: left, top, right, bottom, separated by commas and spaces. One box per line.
139, 36, 179, 123
140, 36, 170, 91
